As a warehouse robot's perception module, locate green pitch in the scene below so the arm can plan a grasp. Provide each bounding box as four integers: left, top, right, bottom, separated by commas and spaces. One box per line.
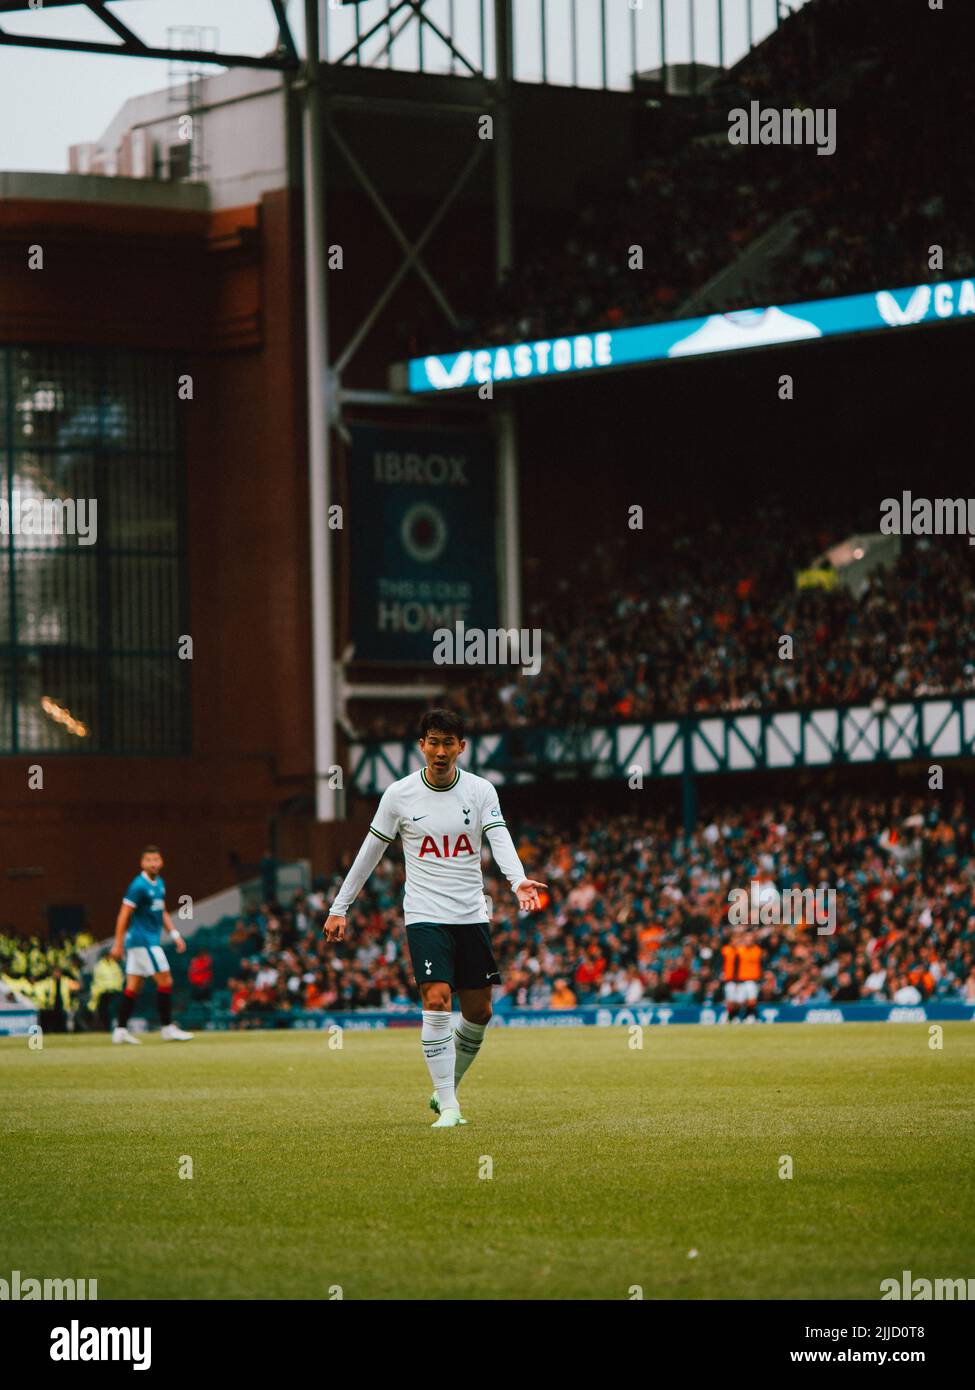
1, 1024, 972, 1300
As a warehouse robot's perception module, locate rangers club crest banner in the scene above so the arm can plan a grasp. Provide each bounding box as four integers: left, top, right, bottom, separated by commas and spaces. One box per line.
347, 426, 498, 663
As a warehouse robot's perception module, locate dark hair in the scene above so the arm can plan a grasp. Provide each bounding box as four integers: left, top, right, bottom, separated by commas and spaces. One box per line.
417, 708, 465, 741
142, 845, 162, 856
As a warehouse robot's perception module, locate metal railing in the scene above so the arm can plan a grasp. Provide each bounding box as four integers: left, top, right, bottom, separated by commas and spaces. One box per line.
322, 0, 811, 89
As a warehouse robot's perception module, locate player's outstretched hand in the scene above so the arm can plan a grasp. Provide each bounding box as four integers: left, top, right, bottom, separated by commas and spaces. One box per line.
110, 942, 124, 961
515, 879, 547, 912
173, 936, 187, 954
323, 913, 347, 942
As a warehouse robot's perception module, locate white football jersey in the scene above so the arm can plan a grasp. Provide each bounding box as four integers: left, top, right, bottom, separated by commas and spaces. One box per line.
369, 768, 514, 924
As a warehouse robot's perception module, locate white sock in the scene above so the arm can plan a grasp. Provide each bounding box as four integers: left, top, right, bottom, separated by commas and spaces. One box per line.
453, 1017, 487, 1089
421, 1010, 457, 1112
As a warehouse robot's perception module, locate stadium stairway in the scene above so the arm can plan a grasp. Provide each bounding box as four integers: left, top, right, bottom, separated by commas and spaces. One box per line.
677, 209, 803, 318
675, 4, 885, 323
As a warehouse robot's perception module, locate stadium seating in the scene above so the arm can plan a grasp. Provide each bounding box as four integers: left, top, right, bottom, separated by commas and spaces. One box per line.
352, 527, 975, 738
199, 792, 975, 1017
406, 0, 975, 359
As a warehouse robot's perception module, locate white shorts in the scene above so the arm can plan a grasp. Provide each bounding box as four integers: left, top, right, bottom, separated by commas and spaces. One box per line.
725, 980, 758, 1004
126, 945, 170, 978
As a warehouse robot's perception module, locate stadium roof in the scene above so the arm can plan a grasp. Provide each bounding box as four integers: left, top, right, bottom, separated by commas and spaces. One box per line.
0, 0, 105, 8
0, 0, 299, 70
0, 0, 111, 8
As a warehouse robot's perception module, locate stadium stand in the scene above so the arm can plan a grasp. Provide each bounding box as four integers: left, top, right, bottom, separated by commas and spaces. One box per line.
350, 524, 975, 738
0, 931, 91, 1028
406, 0, 975, 358
171, 791, 975, 1022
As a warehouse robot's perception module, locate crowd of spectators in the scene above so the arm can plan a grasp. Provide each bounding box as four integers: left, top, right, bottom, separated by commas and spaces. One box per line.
0, 930, 211, 1031
0, 931, 92, 1025
7, 784, 974, 1026
218, 791, 975, 1019
223, 896, 412, 1018
410, 0, 975, 358
352, 525, 975, 738
743, 57, 975, 315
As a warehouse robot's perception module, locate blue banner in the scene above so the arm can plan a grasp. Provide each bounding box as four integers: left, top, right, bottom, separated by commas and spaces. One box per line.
0, 1008, 39, 1037
347, 425, 498, 662
196, 1002, 975, 1031
405, 279, 975, 393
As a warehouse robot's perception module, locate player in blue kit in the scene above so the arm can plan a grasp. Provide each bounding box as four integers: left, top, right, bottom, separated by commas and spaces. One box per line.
109, 845, 193, 1044
325, 710, 546, 1128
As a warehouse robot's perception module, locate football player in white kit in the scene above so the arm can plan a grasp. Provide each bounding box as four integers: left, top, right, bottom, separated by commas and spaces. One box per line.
324, 710, 546, 1128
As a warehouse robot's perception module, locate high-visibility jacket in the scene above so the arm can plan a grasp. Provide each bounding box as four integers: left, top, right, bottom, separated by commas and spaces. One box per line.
90, 955, 124, 1005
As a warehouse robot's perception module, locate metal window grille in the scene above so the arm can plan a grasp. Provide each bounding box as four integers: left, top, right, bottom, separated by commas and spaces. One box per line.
0, 347, 189, 755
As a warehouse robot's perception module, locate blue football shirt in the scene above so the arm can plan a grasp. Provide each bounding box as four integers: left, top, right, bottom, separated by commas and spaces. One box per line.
122, 873, 166, 949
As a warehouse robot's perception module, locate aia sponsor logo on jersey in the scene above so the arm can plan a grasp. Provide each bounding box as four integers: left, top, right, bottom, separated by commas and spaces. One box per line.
419, 833, 475, 859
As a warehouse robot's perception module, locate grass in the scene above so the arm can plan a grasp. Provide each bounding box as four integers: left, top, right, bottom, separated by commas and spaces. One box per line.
1, 1023, 972, 1300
